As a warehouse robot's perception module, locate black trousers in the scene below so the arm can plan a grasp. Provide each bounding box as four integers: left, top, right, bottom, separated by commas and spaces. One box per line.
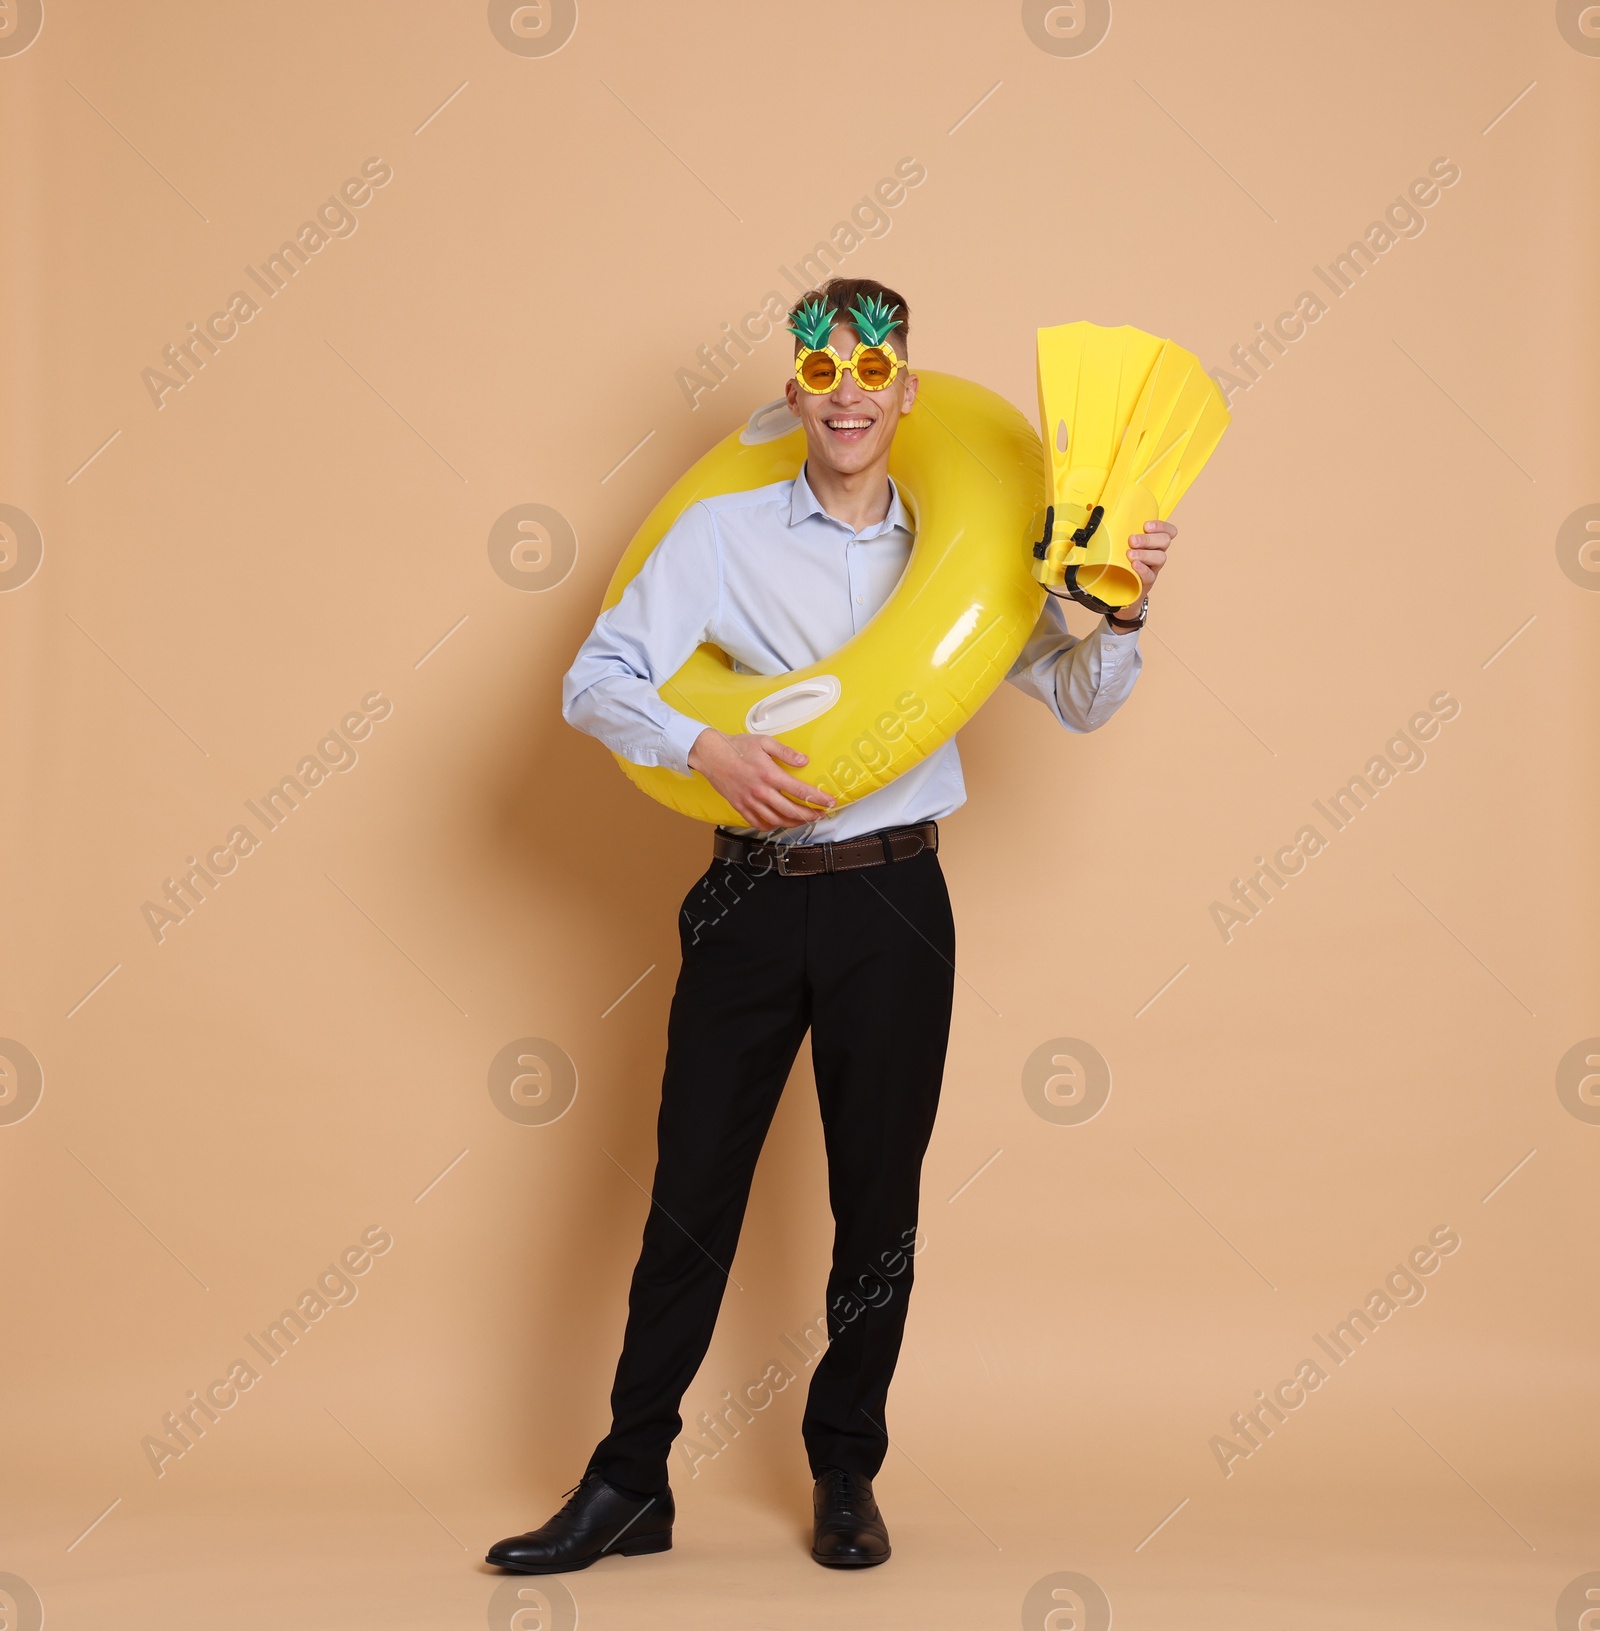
587, 840, 957, 1494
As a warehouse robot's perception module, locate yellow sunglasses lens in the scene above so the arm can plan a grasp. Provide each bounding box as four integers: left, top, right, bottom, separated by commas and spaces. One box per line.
800, 351, 840, 391
854, 347, 896, 389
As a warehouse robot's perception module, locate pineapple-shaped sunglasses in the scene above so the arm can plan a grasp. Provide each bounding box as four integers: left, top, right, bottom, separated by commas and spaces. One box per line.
788, 293, 908, 394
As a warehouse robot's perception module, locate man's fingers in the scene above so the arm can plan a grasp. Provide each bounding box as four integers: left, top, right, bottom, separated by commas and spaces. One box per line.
717, 734, 834, 824
729, 780, 810, 829
758, 736, 809, 766
753, 791, 815, 827
771, 770, 834, 808
741, 799, 786, 831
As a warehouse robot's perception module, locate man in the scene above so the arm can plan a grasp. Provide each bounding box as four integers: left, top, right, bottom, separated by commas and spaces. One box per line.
487, 276, 1175, 1573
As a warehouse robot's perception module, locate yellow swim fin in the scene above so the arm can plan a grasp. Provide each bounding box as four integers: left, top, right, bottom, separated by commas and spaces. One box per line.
1031, 322, 1230, 609
1036, 322, 1164, 511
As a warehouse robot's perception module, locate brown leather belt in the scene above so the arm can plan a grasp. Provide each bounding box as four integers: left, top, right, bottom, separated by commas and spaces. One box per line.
712, 820, 938, 877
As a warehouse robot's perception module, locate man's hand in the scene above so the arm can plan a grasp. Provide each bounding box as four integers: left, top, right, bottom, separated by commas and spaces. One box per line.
1108, 519, 1178, 632
687, 729, 836, 830
1128, 518, 1177, 593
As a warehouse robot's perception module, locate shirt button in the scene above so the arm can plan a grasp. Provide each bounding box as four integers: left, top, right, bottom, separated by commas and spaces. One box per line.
856, 594, 864, 604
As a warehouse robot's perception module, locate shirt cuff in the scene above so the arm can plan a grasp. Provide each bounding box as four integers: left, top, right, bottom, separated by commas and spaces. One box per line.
661, 709, 711, 778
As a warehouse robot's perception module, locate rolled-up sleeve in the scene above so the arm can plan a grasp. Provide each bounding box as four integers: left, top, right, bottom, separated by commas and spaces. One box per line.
561, 503, 723, 777
1003, 593, 1142, 732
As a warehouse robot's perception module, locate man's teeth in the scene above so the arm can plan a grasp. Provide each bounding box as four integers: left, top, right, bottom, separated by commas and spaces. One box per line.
826, 418, 872, 430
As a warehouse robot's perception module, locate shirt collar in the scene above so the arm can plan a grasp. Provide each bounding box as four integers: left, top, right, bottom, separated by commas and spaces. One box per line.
787, 462, 911, 540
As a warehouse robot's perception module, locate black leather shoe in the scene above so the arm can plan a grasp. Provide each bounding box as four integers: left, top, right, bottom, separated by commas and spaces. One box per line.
811, 1467, 890, 1568
487, 1471, 673, 1573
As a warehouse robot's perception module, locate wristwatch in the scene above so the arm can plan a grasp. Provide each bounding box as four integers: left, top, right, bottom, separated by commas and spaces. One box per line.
1105, 597, 1148, 631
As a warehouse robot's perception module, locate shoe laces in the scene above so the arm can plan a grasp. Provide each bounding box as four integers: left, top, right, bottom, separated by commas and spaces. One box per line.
554, 1470, 603, 1511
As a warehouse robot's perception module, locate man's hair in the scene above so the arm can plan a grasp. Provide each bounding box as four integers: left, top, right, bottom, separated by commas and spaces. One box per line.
788, 277, 911, 354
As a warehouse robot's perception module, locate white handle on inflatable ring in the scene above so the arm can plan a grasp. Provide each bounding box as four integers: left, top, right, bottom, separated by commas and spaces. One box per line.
745, 675, 842, 735
739, 398, 801, 445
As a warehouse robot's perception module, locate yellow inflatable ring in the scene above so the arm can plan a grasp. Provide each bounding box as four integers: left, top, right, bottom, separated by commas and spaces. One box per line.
599, 371, 1047, 826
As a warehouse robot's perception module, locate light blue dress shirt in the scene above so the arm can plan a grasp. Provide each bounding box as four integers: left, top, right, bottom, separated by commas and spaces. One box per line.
562, 465, 1143, 844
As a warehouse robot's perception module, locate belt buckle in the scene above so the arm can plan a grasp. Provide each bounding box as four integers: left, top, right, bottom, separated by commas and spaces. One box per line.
762, 838, 820, 876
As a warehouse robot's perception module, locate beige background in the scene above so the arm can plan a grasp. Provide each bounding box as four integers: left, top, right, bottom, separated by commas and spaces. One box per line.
2, 1, 1597, 1626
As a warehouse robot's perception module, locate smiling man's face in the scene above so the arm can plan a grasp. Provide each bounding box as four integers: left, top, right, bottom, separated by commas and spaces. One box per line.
783, 320, 919, 481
